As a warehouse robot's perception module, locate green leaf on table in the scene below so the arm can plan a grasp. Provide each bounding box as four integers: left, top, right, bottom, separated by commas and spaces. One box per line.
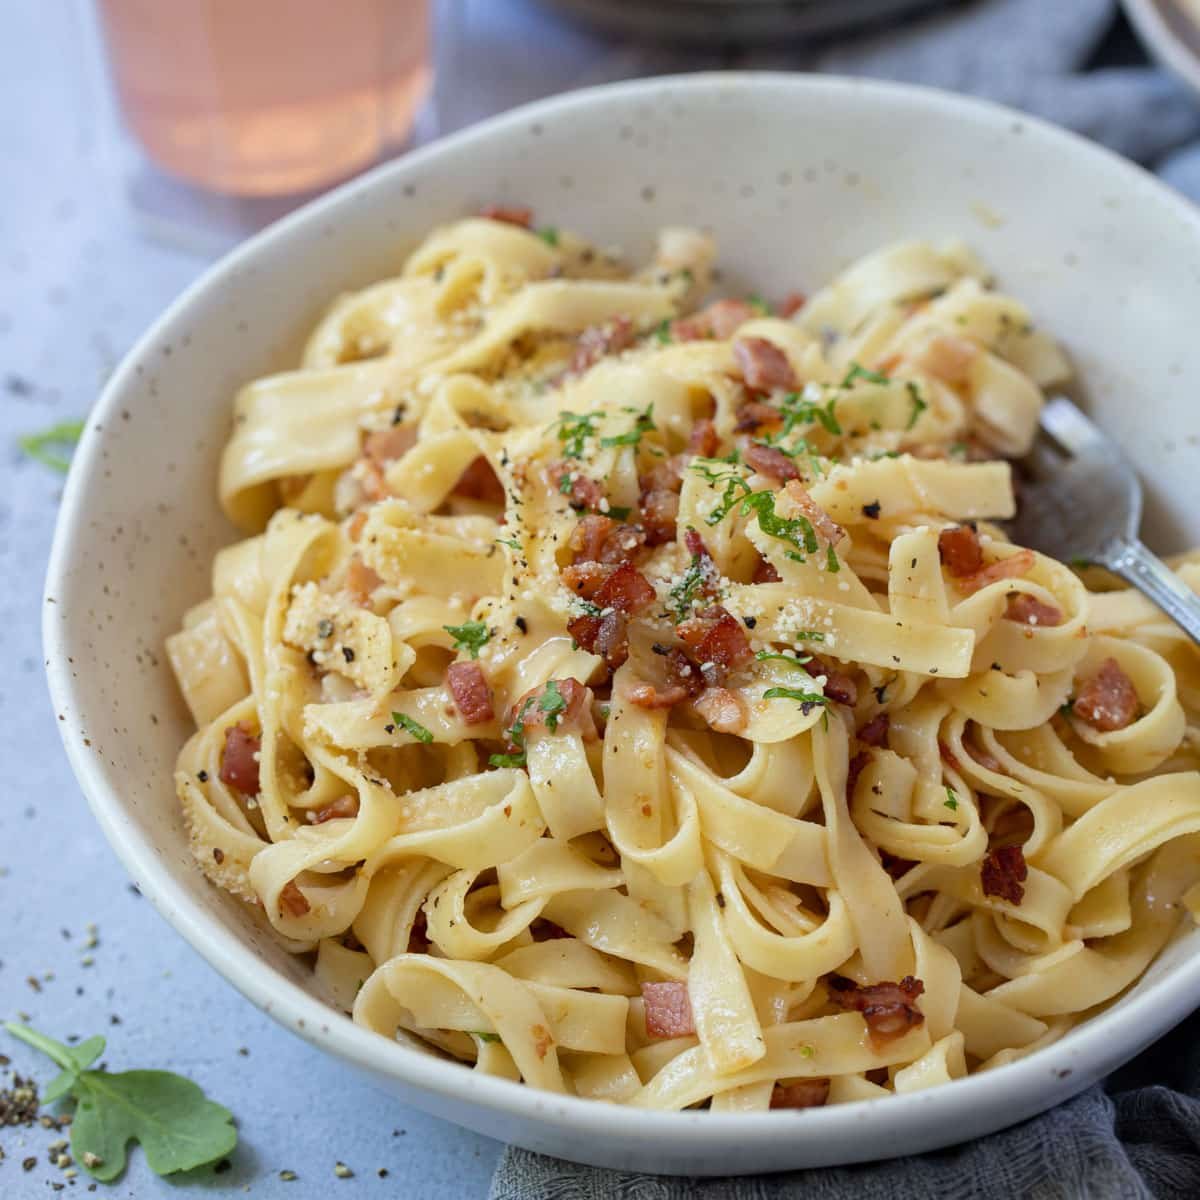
4, 1021, 237, 1182
18, 419, 86, 472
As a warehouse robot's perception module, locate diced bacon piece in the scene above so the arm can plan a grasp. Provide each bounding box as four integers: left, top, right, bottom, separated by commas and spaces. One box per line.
734, 401, 783, 433
220, 723, 261, 796
753, 556, 781, 584
570, 316, 634, 375
828, 976, 925, 1043
446, 661, 495, 725
778, 292, 807, 319
914, 332, 979, 385
592, 560, 656, 615
641, 488, 680, 547
345, 556, 383, 607
561, 561, 612, 601
363, 424, 417, 466
279, 881, 310, 918
957, 549, 1037, 596
1073, 657, 1139, 732
858, 714, 890, 747
548, 462, 605, 512
641, 453, 686, 494
733, 336, 796, 392
628, 645, 704, 709
479, 204, 532, 227
677, 605, 753, 683
824, 672, 858, 708
846, 751, 870, 799
311, 794, 359, 824
510, 678, 596, 744
784, 480, 845, 546
628, 682, 688, 709
1005, 593, 1063, 627
568, 514, 616, 563
770, 1079, 829, 1109
981, 845, 1028, 905
695, 685, 748, 733
641, 981, 695, 1039
742, 441, 800, 483
452, 456, 505, 504
598, 524, 647, 565
687, 417, 720, 458
671, 299, 756, 343
571, 610, 630, 669
937, 524, 983, 577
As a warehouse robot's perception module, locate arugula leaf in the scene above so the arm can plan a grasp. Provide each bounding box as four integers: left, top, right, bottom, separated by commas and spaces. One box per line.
537, 226, 559, 247
4, 1022, 236, 1182
905, 381, 928, 431
444, 620, 490, 659
538, 679, 568, 732
19, 419, 86, 473
392, 712, 434, 743
763, 686, 829, 714
840, 361, 890, 388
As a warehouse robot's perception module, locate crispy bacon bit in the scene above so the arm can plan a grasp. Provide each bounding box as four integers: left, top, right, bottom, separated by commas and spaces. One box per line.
279, 881, 310, 918
828, 976, 925, 1043
677, 605, 753, 683
957, 549, 1037, 596
687, 417, 720, 457
345, 556, 383, 606
628, 682, 687, 709
671, 299, 756, 342
568, 514, 616, 562
938, 523, 983, 577
510, 678, 596, 744
808, 656, 857, 707
743, 441, 800, 483
452, 456, 505, 504
770, 1078, 829, 1109
363, 424, 417, 466
570, 315, 635, 375
641, 454, 686, 495
846, 751, 870, 799
312, 794, 359, 824
777, 292, 807, 319
549, 462, 605, 513
753, 556, 781, 584
914, 332, 979, 385
641, 981, 695, 1039
734, 400, 784, 434
694, 685, 748, 734
1005, 593, 1063, 627
561, 561, 611, 600
628, 646, 705, 710
858, 714, 890, 747
593, 560, 656, 615
479, 204, 532, 227
599, 524, 647, 565
446, 661, 495, 725
220, 723, 261, 796
641, 488, 680, 546
1074, 657, 1139, 732
733, 336, 796, 392
981, 845, 1028, 905
784, 480, 844, 546
571, 609, 630, 669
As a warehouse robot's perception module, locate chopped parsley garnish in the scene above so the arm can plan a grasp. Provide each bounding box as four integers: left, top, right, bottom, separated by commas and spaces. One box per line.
19, 418, 86, 473
763, 686, 829, 713
558, 471, 577, 495
840, 361, 890, 388
600, 404, 656, 449
538, 680, 568, 732
4, 1022, 237, 1182
489, 693, 539, 768
825, 544, 841, 574
556, 411, 601, 458
755, 650, 813, 668
392, 712, 434, 743
795, 630, 826, 642
470, 1030, 502, 1043
488, 752, 527, 768
670, 550, 708, 620
777, 388, 842, 437
497, 535, 523, 551
444, 620, 490, 659
747, 293, 772, 315
905, 381, 928, 431
536, 226, 559, 246
944, 788, 959, 811
654, 319, 672, 345
607, 504, 632, 520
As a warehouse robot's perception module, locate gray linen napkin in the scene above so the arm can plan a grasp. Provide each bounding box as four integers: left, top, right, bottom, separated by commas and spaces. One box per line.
491, 2, 1200, 1195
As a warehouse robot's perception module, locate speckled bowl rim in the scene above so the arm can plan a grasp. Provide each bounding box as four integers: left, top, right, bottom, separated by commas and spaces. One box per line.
44, 72, 1200, 1171
1123, 0, 1200, 99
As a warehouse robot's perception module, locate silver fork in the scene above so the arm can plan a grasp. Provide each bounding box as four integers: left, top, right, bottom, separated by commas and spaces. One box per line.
1009, 396, 1200, 646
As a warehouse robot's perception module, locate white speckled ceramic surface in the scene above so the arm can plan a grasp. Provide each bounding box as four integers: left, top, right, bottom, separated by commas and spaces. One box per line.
44, 73, 1200, 1175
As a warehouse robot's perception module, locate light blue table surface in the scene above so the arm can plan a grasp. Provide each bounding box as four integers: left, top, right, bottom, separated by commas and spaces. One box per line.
0, 2, 661, 1195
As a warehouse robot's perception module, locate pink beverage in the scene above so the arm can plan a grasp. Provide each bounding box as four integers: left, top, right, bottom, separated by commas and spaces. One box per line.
97, 0, 431, 196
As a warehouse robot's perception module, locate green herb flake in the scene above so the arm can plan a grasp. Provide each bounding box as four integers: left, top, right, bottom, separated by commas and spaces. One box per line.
747, 293, 772, 315
670, 553, 707, 621
555, 411, 601, 459
470, 1031, 502, 1043
794, 630, 826, 642
607, 504, 632, 520
905, 381, 928, 431
538, 679, 568, 733
392, 712, 434, 744
487, 752, 527, 768
490, 695, 538, 769
777, 389, 842, 438
944, 788, 959, 811
754, 650, 812, 668
654, 318, 673, 345
840, 361, 890, 388
536, 226, 559, 247
497, 535, 523, 551
825, 544, 841, 574
18, 419, 86, 473
763, 685, 829, 713
443, 621, 490, 659
600, 404, 656, 449
4, 1022, 237, 1182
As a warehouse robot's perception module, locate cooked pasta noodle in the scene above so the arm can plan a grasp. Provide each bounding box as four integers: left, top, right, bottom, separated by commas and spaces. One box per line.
168, 213, 1200, 1110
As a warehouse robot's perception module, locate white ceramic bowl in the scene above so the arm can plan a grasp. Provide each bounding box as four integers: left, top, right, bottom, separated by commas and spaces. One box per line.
1123, 0, 1200, 101
45, 73, 1200, 1175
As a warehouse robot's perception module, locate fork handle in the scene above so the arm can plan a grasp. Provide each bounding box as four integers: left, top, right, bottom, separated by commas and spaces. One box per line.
1097, 537, 1200, 646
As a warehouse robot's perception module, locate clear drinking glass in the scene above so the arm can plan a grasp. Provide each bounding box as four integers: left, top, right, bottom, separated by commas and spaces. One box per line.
96, 0, 431, 198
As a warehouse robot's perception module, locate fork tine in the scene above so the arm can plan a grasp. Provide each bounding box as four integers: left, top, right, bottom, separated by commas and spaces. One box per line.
1039, 396, 1110, 458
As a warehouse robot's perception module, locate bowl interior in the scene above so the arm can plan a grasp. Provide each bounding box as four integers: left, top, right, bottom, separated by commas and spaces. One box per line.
46, 73, 1200, 1172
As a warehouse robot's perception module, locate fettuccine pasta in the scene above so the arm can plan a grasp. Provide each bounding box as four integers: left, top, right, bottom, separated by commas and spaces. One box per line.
168, 210, 1200, 1111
